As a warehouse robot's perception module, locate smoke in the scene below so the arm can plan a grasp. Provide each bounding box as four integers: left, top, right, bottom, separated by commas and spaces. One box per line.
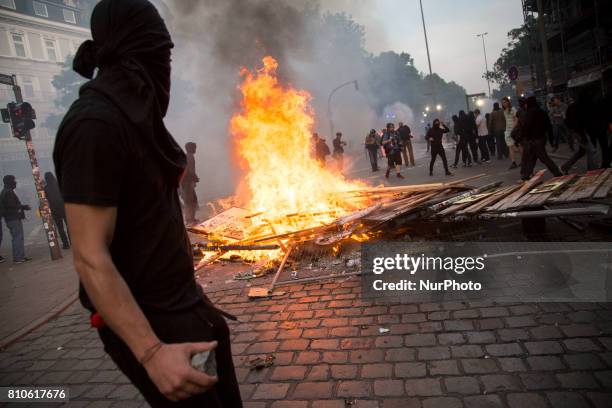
155, 0, 415, 203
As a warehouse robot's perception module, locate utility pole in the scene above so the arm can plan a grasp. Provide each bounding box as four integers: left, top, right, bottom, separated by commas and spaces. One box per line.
419, 0, 436, 106
327, 80, 359, 140
476, 32, 492, 97
0, 73, 62, 260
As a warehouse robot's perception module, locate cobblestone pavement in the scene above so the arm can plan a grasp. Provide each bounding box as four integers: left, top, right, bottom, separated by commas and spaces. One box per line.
1, 276, 612, 408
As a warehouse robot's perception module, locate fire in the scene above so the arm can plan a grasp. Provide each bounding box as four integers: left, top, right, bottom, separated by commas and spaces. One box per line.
227, 56, 368, 254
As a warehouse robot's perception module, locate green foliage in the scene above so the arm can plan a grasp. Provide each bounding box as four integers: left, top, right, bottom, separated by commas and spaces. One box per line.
44, 55, 85, 132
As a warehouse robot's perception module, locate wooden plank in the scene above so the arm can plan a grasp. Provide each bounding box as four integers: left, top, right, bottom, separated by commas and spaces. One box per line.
458, 185, 521, 215
550, 169, 605, 203
593, 169, 612, 199
428, 181, 504, 213
506, 174, 576, 210
487, 170, 546, 212
572, 168, 611, 200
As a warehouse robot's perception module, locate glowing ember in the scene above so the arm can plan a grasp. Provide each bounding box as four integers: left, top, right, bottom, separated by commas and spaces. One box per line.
228, 56, 368, 245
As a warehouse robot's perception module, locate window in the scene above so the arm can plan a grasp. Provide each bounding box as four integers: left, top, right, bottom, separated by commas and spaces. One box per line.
20, 76, 36, 98
11, 33, 27, 58
0, 0, 16, 10
63, 0, 76, 6
33, 1, 48, 17
44, 38, 57, 61
63, 9, 76, 24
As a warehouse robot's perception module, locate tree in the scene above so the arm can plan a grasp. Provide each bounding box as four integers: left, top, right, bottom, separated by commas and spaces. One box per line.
44, 55, 85, 133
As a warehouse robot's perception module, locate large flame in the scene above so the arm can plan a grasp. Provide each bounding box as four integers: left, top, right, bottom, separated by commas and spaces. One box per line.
229, 56, 368, 240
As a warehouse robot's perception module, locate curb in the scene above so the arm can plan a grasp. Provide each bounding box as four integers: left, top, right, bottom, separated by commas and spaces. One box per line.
0, 294, 78, 351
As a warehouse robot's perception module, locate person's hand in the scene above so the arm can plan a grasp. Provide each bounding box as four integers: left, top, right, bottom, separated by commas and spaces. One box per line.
143, 341, 218, 401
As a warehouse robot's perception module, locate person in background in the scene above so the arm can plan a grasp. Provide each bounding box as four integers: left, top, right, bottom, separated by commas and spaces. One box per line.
382, 123, 404, 179
561, 92, 598, 172
424, 123, 432, 152
490, 102, 507, 159
474, 109, 490, 163
502, 97, 519, 169
44, 172, 70, 250
466, 111, 480, 164
364, 129, 380, 172
451, 114, 472, 168
549, 95, 571, 152
53, 1, 242, 406
485, 112, 495, 156
0, 206, 4, 263
520, 97, 563, 180
427, 119, 453, 177
332, 132, 346, 172
0, 175, 31, 264
316, 136, 331, 165
397, 122, 415, 167
182, 142, 199, 226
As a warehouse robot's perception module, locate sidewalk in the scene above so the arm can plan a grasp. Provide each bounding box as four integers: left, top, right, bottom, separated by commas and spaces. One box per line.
0, 241, 77, 348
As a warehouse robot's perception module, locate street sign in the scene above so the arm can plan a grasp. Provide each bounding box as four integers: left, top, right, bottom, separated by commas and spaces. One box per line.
0, 73, 14, 86
508, 65, 519, 81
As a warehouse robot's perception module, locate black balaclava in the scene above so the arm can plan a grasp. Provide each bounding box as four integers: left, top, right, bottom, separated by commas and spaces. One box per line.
71, 0, 185, 185
3, 175, 16, 189
433, 120, 440, 128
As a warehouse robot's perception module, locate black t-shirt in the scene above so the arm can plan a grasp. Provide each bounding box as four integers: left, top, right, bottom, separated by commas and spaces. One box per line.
53, 92, 200, 313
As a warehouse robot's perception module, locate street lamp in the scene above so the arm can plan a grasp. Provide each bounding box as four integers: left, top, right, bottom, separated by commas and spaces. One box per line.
436, 104, 442, 111
476, 32, 491, 97
327, 80, 359, 139
476, 99, 485, 107
425, 106, 430, 112
419, 0, 436, 107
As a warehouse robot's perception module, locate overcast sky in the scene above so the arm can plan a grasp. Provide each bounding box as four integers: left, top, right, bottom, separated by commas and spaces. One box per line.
322, 0, 525, 94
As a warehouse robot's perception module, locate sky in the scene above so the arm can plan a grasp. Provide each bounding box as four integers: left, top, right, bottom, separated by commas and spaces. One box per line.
322, 0, 525, 94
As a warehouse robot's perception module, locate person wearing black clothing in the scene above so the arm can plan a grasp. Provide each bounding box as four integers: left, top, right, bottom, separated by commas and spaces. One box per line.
181, 142, 199, 225
427, 119, 453, 176
53, 1, 242, 407
365, 129, 380, 172
397, 122, 415, 166
452, 114, 472, 168
520, 97, 563, 180
332, 132, 347, 171
0, 175, 31, 264
44, 172, 70, 250
466, 111, 480, 164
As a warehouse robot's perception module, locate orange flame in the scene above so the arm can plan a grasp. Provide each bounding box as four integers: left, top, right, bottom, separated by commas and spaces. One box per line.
229, 56, 368, 243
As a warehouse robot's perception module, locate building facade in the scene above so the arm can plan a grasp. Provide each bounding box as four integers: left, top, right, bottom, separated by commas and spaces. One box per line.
0, 0, 95, 204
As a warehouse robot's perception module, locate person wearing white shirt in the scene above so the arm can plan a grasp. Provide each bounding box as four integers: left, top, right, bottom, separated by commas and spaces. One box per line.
474, 109, 490, 162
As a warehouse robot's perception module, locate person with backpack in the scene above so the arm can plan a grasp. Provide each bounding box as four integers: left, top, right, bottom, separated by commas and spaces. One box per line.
364, 129, 380, 172
382, 123, 404, 179
397, 122, 415, 166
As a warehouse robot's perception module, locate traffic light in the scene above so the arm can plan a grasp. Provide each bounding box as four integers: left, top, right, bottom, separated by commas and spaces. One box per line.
6, 102, 36, 140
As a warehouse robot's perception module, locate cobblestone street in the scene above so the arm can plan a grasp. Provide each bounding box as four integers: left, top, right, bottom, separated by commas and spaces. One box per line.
1, 276, 612, 407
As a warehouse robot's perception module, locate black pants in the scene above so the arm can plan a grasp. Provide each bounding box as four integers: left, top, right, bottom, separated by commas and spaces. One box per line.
486, 134, 496, 157
520, 139, 563, 180
494, 131, 509, 159
53, 214, 70, 248
98, 302, 243, 408
430, 144, 449, 174
467, 137, 479, 162
453, 139, 472, 166
478, 136, 490, 161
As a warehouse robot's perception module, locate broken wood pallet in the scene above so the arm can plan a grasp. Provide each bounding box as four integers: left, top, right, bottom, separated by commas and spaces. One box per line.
506, 174, 576, 210
593, 169, 612, 199
457, 185, 521, 215
549, 169, 606, 203
486, 170, 546, 212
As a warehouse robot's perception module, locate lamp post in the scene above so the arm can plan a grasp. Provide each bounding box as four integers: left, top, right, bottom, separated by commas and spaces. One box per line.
476, 32, 491, 97
327, 80, 359, 139
419, 0, 436, 107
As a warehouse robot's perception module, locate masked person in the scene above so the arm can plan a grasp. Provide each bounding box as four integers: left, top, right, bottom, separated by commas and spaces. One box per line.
490, 102, 507, 159
427, 119, 453, 177
0, 175, 31, 264
365, 129, 380, 172
520, 97, 563, 180
397, 122, 415, 166
382, 123, 404, 179
53, 1, 242, 406
44, 172, 70, 250
452, 113, 472, 168
181, 142, 199, 226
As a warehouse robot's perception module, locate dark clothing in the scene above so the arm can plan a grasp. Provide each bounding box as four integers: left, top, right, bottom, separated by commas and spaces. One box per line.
520, 105, 562, 179
478, 137, 490, 161
0, 188, 25, 222
181, 152, 198, 223
99, 299, 242, 408
316, 139, 331, 163
367, 148, 379, 171
494, 131, 508, 159
426, 124, 450, 146
44, 176, 66, 218
490, 110, 506, 134
382, 130, 402, 155
332, 138, 345, 155
55, 102, 200, 314
397, 125, 412, 143
452, 121, 472, 166
430, 145, 450, 175
387, 151, 403, 167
